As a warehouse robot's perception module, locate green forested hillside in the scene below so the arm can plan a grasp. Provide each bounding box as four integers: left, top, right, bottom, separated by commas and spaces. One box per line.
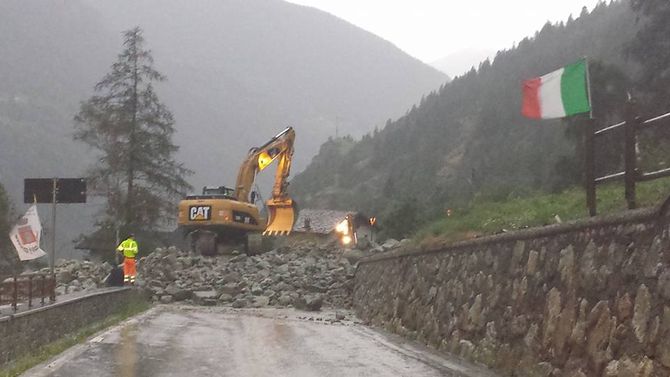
291, 1, 667, 226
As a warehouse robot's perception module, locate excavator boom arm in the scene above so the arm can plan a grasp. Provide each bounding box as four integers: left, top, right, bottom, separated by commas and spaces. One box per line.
233, 127, 296, 235
234, 127, 295, 203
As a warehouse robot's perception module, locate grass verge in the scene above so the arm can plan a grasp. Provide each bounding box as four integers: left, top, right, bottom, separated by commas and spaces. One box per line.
0, 295, 151, 377
416, 177, 670, 245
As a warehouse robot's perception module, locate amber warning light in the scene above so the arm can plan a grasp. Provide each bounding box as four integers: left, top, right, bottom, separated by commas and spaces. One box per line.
335, 218, 352, 245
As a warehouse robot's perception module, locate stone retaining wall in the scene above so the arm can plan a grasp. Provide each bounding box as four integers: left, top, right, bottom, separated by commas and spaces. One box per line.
353, 199, 670, 377
0, 287, 144, 366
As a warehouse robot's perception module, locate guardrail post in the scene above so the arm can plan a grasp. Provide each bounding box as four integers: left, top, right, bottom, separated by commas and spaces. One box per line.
49, 273, 56, 303
624, 99, 639, 209
28, 276, 33, 308
12, 275, 17, 312
585, 118, 597, 216
41, 274, 45, 305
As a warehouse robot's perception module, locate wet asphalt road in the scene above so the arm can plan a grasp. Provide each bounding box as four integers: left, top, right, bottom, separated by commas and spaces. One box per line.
23, 306, 498, 377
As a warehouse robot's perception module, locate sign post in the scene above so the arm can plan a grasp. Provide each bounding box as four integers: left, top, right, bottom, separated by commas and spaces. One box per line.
51, 178, 57, 275
23, 178, 87, 279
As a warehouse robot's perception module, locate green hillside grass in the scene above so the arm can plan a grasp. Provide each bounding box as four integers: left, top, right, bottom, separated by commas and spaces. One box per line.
416, 177, 670, 244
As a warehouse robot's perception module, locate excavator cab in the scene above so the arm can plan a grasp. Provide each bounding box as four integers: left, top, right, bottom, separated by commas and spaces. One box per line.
202, 186, 236, 197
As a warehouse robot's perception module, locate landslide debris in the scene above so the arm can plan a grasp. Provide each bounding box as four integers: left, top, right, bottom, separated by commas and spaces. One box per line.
50, 259, 113, 295
139, 241, 357, 310
44, 238, 406, 307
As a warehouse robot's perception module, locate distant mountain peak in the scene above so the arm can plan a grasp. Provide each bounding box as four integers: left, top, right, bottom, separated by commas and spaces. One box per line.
430, 48, 495, 78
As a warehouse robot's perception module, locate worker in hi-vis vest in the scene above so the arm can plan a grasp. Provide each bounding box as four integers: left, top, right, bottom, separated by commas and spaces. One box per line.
116, 234, 139, 284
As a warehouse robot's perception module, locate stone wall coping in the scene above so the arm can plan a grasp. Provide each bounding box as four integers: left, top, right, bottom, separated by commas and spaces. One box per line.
360, 204, 665, 265
0, 287, 131, 323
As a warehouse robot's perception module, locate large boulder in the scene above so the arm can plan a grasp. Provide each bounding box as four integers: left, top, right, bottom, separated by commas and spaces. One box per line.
252, 296, 271, 308
165, 285, 192, 301
193, 290, 218, 306
295, 294, 323, 311
342, 249, 365, 264
381, 239, 401, 250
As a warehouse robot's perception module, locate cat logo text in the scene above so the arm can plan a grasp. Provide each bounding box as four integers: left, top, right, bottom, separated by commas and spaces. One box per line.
189, 206, 212, 221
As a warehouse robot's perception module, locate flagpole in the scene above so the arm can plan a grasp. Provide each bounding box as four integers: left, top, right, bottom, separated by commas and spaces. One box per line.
584, 56, 594, 120
583, 56, 597, 216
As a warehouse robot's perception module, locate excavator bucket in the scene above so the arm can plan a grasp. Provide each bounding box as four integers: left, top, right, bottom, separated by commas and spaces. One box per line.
263, 200, 296, 236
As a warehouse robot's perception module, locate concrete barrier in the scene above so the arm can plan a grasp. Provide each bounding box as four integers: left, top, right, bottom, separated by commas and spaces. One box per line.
0, 287, 145, 366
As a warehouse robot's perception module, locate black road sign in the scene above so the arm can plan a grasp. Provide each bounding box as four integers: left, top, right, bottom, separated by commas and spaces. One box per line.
56, 178, 87, 203
24, 178, 86, 204
23, 179, 53, 203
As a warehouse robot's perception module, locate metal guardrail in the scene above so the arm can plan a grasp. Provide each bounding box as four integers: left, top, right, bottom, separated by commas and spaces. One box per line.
585, 100, 670, 216
593, 120, 625, 136
0, 273, 56, 311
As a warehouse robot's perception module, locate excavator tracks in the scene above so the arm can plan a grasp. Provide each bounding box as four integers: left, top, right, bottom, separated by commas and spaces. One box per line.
191, 231, 217, 256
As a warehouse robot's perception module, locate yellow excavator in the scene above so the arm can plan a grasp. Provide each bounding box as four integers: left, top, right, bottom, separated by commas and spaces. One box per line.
177, 127, 296, 255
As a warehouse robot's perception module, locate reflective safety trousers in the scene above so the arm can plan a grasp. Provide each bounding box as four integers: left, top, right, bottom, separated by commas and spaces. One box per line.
123, 258, 137, 283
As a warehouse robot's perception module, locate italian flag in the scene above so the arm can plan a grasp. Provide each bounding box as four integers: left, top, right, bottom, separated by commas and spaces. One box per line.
522, 60, 591, 119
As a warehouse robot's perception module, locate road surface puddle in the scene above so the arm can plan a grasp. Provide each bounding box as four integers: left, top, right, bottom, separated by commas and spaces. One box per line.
115, 324, 138, 377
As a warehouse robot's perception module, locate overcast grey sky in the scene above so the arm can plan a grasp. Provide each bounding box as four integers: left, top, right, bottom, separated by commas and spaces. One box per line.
286, 0, 603, 63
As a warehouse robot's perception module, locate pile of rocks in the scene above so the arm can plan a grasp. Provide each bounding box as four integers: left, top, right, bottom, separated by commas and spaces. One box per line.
47, 259, 113, 296
40, 237, 406, 306
139, 241, 357, 310
357, 237, 411, 253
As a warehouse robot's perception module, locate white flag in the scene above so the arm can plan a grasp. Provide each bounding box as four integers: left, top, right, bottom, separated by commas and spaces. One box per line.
9, 205, 47, 261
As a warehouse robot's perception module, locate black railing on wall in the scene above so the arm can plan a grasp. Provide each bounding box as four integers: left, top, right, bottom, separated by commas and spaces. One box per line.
0, 273, 56, 312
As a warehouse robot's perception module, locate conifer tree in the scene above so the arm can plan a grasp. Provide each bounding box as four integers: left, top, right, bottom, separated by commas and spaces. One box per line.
0, 182, 9, 250
74, 27, 192, 234
628, 0, 670, 110
627, 0, 670, 171
0, 181, 19, 274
